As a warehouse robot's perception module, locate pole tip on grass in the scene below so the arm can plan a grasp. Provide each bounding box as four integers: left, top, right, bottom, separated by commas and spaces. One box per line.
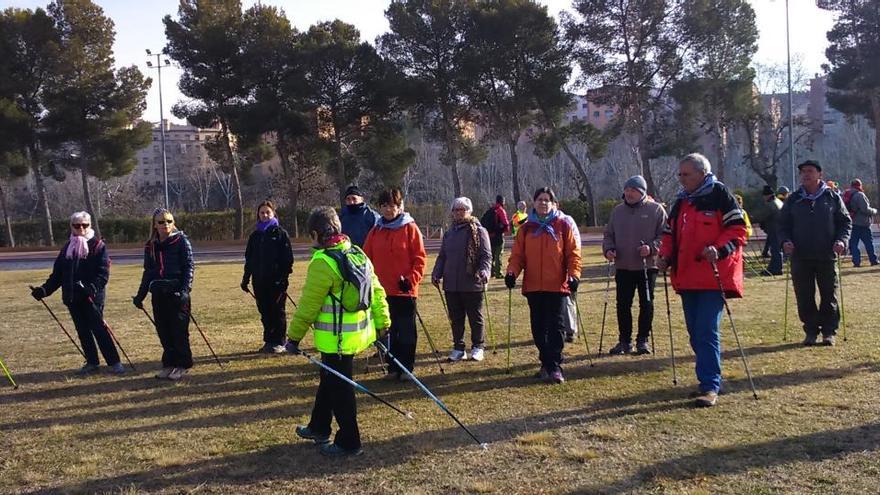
405, 411, 415, 420
480, 443, 489, 451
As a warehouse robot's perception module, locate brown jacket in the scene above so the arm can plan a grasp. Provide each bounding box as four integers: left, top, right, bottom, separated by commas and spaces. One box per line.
602, 199, 667, 271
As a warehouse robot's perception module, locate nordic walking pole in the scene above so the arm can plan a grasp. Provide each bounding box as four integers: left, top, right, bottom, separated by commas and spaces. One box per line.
300, 349, 413, 419
597, 261, 613, 357
662, 270, 678, 386
188, 313, 224, 369
711, 261, 758, 400
102, 320, 136, 371
30, 287, 86, 360
640, 243, 655, 355
284, 292, 298, 309
483, 286, 497, 354
506, 288, 513, 373
376, 340, 487, 449
838, 255, 846, 342
139, 306, 156, 327
783, 258, 790, 341
574, 295, 595, 367
414, 308, 446, 375
0, 356, 18, 389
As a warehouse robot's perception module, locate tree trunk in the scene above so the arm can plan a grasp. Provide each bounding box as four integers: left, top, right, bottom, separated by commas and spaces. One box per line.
220, 121, 244, 239
441, 138, 462, 197
715, 124, 727, 182
638, 131, 658, 198
872, 94, 880, 208
508, 137, 522, 204
557, 135, 598, 227
276, 140, 300, 238
28, 145, 54, 246
80, 164, 100, 238
0, 180, 14, 247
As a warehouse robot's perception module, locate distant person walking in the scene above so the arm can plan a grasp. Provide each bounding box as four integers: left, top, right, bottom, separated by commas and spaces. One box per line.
511, 200, 528, 237
602, 176, 667, 355
757, 185, 784, 275
843, 179, 877, 267
780, 160, 852, 346
31, 211, 124, 376
431, 197, 492, 361
340, 185, 380, 248
481, 195, 510, 278
241, 200, 294, 354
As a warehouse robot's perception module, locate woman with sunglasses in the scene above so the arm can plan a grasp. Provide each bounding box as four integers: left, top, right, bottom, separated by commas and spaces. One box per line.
132, 209, 194, 381
31, 211, 124, 376
240, 200, 294, 354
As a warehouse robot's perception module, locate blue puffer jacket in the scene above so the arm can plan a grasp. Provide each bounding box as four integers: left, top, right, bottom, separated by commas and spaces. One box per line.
341, 203, 380, 247
136, 231, 194, 299
41, 237, 109, 307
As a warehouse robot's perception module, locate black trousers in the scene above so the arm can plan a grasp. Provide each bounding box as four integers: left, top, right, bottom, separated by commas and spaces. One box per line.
615, 268, 657, 345
253, 284, 287, 346
490, 237, 504, 278
526, 292, 565, 373
67, 300, 120, 366
791, 258, 839, 337
445, 291, 485, 350
308, 353, 360, 450
152, 292, 193, 369
387, 296, 417, 374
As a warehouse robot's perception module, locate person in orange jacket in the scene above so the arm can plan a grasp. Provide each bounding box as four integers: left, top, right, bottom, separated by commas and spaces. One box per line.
505, 187, 581, 384
363, 188, 427, 380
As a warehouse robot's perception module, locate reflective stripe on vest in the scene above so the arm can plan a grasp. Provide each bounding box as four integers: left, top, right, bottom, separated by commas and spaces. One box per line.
310, 247, 375, 355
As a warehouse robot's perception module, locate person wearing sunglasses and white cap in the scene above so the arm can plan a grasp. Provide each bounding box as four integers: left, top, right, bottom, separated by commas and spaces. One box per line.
31, 211, 124, 376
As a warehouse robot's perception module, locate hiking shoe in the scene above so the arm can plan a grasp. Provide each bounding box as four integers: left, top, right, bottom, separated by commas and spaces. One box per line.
448, 349, 467, 362
168, 367, 189, 381
694, 391, 718, 407
564, 332, 575, 343
319, 443, 363, 457
533, 367, 549, 380
471, 347, 485, 362
76, 363, 100, 376
802, 334, 819, 346
609, 342, 631, 355
155, 367, 174, 379
822, 335, 836, 346
549, 370, 565, 384
689, 385, 725, 398
384, 371, 400, 382
109, 362, 126, 375
295, 425, 330, 445
271, 345, 286, 354
634, 341, 651, 355
258, 344, 274, 354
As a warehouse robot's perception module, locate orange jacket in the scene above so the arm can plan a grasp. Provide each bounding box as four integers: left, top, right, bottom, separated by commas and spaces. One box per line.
363, 217, 426, 298
506, 214, 580, 294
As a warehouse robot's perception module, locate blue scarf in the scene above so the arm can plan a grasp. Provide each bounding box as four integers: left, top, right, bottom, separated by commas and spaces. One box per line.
677, 173, 718, 203
256, 217, 279, 232
797, 181, 829, 202
377, 212, 415, 230
527, 208, 560, 240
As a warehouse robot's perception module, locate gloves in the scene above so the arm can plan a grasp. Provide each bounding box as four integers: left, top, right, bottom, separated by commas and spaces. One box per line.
75, 281, 96, 300
240, 277, 249, 292
275, 278, 289, 293
477, 270, 489, 285
285, 340, 301, 355
31, 286, 46, 301
132, 295, 144, 309
657, 257, 669, 272
568, 277, 580, 293
504, 273, 516, 289
398, 277, 412, 293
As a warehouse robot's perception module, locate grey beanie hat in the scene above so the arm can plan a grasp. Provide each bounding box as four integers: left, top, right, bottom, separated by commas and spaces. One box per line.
623, 175, 648, 195
451, 196, 473, 213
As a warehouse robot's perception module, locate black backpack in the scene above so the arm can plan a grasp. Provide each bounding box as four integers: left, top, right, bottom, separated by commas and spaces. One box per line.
480, 207, 499, 234
324, 245, 373, 312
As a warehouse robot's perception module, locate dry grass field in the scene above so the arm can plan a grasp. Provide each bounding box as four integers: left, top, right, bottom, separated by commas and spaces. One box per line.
1, 247, 878, 494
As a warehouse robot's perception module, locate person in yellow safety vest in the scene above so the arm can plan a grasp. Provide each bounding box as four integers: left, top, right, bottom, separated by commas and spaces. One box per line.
734, 194, 753, 238
287, 206, 390, 457
511, 200, 528, 236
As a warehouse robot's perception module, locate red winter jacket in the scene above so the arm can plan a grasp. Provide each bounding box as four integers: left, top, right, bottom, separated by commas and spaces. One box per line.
363, 214, 426, 298
659, 183, 748, 298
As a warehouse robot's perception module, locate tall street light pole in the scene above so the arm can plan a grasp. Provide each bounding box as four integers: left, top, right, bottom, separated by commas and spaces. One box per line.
785, 0, 796, 190
146, 49, 171, 209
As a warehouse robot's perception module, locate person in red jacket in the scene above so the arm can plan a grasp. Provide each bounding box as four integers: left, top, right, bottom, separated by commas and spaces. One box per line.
363, 188, 427, 380
505, 187, 581, 384
658, 153, 748, 408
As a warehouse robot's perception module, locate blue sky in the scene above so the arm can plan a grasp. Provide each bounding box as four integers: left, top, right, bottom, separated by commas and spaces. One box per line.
7, 0, 835, 124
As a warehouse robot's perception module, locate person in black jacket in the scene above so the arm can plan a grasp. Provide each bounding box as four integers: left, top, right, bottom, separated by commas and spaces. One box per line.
240, 200, 294, 353
31, 211, 124, 376
132, 208, 195, 380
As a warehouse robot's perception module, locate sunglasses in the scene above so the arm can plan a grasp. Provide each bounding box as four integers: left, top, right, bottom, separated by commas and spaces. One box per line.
156, 219, 174, 225
71, 223, 90, 229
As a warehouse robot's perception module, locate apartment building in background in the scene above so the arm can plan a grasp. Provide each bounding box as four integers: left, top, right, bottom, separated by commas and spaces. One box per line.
132, 120, 221, 189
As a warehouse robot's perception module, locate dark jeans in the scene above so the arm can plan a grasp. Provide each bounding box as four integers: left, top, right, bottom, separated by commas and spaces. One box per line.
67, 300, 120, 366
766, 230, 783, 274
849, 225, 877, 266
152, 292, 193, 369
445, 291, 485, 350
387, 296, 417, 374
791, 258, 839, 337
308, 353, 360, 450
615, 268, 657, 345
526, 292, 565, 373
254, 284, 287, 346
490, 236, 504, 278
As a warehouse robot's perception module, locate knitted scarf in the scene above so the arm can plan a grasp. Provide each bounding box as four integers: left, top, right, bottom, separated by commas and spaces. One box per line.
256, 217, 279, 232
452, 216, 480, 276
65, 228, 95, 260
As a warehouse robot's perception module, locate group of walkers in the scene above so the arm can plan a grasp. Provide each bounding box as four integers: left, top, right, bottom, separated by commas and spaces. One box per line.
26, 151, 867, 456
